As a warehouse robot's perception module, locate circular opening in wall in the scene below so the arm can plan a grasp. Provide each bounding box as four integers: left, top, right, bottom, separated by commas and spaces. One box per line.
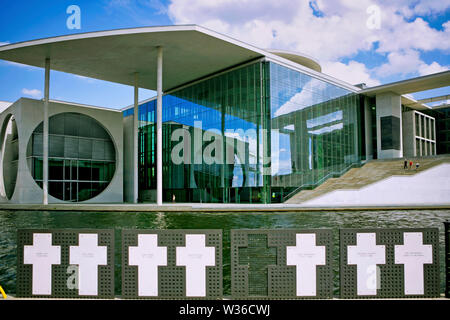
26, 112, 116, 202
0, 114, 19, 200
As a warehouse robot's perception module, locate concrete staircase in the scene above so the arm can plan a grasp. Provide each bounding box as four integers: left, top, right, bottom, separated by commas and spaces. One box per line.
285, 155, 450, 204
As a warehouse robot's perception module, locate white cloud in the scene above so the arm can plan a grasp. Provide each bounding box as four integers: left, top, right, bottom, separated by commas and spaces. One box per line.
22, 88, 42, 99
322, 60, 381, 86
418, 61, 448, 76
375, 50, 449, 77
169, 0, 449, 59
375, 50, 422, 77
397, 0, 450, 17
374, 16, 450, 53
167, 0, 450, 82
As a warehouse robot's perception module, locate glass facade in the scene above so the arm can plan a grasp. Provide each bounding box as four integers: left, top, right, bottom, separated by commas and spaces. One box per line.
130, 60, 364, 203
268, 63, 363, 201
136, 62, 266, 203
27, 113, 116, 202
426, 106, 450, 154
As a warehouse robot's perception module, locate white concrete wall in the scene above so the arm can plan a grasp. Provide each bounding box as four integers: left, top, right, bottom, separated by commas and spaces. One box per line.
0, 113, 18, 200
0, 105, 19, 203
376, 92, 403, 159
0, 98, 124, 204
301, 163, 450, 207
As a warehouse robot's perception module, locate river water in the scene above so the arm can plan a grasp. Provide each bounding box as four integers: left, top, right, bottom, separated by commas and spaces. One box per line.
0, 209, 448, 297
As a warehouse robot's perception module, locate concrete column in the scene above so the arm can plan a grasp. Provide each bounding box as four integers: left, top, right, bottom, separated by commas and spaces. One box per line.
375, 92, 403, 159
133, 73, 139, 203
156, 47, 163, 205
43, 58, 50, 205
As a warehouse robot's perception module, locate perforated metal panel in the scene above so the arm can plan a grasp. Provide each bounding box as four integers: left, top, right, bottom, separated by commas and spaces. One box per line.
16, 229, 114, 299
231, 229, 333, 299
340, 228, 440, 299
121, 229, 222, 299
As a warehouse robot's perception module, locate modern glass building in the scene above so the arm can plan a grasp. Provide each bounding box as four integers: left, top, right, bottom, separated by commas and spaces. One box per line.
124, 60, 364, 203
0, 25, 447, 204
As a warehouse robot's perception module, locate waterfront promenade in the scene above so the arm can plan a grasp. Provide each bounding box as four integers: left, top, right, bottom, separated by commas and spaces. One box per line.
1, 203, 449, 212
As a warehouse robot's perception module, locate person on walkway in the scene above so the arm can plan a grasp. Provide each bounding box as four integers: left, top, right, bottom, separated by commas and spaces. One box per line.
409, 160, 413, 169
404, 159, 408, 169
415, 162, 420, 170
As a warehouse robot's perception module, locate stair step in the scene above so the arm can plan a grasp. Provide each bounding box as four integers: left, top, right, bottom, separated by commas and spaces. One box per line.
286, 156, 450, 204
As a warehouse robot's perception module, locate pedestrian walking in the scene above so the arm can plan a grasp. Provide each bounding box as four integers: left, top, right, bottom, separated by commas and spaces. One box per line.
403, 159, 408, 169
409, 160, 413, 169
415, 162, 420, 170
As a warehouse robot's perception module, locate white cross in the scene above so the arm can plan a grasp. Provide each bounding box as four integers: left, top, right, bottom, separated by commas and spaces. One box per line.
347, 233, 386, 296
129, 234, 167, 296
176, 234, 215, 297
286, 233, 326, 296
395, 232, 433, 295
23, 233, 61, 295
69, 233, 107, 296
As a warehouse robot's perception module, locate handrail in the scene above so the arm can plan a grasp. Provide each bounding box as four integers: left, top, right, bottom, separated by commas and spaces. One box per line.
282, 162, 363, 202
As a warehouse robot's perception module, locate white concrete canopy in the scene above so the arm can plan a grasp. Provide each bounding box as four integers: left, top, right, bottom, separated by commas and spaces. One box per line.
360, 71, 450, 97
0, 25, 269, 92
400, 95, 430, 111
416, 94, 450, 104
267, 49, 322, 72
0, 25, 362, 93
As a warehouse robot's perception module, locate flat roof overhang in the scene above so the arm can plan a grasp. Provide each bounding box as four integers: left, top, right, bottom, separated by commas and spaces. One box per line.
360, 70, 450, 97
0, 25, 362, 93
0, 25, 269, 91
401, 95, 430, 111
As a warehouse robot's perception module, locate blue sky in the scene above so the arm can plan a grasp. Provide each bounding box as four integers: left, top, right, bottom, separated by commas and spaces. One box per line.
0, 0, 449, 109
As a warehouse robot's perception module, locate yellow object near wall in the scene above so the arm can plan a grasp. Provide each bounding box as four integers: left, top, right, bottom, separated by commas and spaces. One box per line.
0, 285, 7, 299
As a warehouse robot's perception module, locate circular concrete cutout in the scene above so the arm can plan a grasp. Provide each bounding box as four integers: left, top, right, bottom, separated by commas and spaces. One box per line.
0, 114, 19, 200
26, 112, 116, 202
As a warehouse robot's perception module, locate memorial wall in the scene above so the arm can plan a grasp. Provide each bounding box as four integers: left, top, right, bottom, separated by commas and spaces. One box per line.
16, 227, 442, 299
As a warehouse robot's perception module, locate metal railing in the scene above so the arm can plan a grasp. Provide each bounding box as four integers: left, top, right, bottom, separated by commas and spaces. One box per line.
282, 162, 363, 202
